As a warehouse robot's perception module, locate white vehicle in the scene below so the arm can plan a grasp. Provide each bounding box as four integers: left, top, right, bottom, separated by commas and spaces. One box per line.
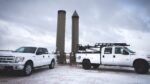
76, 43, 150, 74
0, 47, 56, 75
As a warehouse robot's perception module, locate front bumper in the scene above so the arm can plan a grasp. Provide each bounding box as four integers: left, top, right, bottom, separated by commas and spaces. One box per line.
0, 63, 24, 70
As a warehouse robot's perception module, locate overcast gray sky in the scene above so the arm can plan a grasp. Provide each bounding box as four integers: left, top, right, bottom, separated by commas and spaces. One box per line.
0, 0, 150, 53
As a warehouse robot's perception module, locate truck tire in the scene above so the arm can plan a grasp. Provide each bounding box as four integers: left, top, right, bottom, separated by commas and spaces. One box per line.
23, 63, 33, 76
92, 64, 100, 69
49, 60, 55, 69
134, 60, 149, 74
82, 60, 91, 69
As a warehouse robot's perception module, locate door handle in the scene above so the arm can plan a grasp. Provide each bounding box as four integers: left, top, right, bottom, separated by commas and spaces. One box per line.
113, 55, 115, 58
103, 55, 105, 58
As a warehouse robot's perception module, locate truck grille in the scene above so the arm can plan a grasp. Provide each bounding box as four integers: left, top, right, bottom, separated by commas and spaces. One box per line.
0, 56, 15, 63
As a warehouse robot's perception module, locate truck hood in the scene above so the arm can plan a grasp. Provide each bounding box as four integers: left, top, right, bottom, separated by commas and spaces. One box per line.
133, 52, 150, 60
0, 51, 34, 57
135, 52, 150, 57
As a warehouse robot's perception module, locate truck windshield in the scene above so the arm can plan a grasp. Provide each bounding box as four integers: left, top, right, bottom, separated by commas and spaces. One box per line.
124, 47, 135, 53
15, 47, 37, 53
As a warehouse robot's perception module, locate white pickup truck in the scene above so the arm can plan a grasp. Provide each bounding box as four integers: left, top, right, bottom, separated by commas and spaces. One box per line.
0, 47, 56, 75
76, 43, 150, 74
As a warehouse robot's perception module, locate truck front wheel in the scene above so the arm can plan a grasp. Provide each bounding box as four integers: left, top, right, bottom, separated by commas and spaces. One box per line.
23, 63, 33, 76
82, 60, 91, 69
134, 60, 149, 74
49, 60, 55, 69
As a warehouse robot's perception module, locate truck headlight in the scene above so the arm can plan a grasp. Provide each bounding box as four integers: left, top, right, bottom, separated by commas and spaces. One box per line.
15, 57, 25, 63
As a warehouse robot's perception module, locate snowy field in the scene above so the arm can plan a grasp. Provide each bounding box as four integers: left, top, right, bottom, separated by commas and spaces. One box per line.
0, 65, 150, 84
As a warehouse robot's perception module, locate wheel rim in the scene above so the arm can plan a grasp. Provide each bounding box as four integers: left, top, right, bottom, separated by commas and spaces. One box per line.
82, 61, 86, 68
51, 62, 54, 68
135, 62, 148, 73
26, 65, 32, 74
83, 61, 91, 69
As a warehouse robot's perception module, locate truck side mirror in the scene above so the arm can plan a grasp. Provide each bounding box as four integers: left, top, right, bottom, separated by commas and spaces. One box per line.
122, 50, 129, 55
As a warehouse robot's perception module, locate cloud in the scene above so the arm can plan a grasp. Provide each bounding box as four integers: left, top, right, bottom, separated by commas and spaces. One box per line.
0, 19, 55, 52
116, 28, 150, 53
0, 0, 150, 53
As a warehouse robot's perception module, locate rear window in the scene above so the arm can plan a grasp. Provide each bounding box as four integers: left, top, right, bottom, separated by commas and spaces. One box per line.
104, 48, 112, 54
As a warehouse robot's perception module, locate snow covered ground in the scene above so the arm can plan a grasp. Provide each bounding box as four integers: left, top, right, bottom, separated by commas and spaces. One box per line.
0, 65, 150, 84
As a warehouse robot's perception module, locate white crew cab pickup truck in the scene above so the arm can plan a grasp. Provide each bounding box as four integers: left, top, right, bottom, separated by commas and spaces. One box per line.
76, 43, 150, 74
0, 47, 56, 75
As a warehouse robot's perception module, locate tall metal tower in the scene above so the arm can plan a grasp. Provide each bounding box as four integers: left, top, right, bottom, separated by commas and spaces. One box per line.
56, 10, 66, 64
71, 11, 79, 63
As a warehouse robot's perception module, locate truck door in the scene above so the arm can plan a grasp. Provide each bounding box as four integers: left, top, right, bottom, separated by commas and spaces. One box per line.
113, 47, 131, 66
101, 47, 114, 65
35, 48, 45, 66
41, 48, 50, 65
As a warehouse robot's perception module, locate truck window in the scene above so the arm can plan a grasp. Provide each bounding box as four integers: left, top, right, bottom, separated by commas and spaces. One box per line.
104, 48, 112, 54
115, 47, 122, 54
42, 48, 48, 54
123, 49, 129, 55
36, 48, 44, 54
15, 47, 36, 53
36, 48, 48, 54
